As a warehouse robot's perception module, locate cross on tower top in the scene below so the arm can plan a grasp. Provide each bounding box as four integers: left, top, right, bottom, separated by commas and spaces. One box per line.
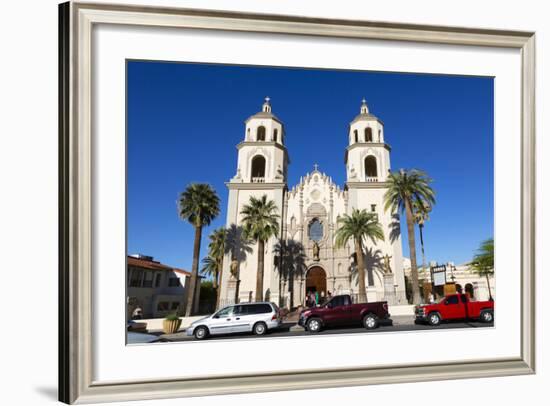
262, 96, 272, 113
360, 98, 369, 114
313, 163, 319, 171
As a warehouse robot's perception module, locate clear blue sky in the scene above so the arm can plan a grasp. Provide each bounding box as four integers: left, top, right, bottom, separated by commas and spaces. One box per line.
127, 61, 493, 271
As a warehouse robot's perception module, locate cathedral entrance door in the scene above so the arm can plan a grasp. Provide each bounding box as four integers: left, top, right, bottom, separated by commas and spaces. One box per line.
305, 266, 327, 305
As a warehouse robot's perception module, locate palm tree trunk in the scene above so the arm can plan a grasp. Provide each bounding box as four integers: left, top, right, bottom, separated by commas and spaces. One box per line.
485, 273, 493, 301
255, 239, 265, 302
419, 224, 427, 299
405, 199, 421, 304
355, 239, 368, 303
185, 225, 202, 316
232, 255, 241, 304
289, 270, 294, 308
215, 261, 222, 309
234, 278, 241, 304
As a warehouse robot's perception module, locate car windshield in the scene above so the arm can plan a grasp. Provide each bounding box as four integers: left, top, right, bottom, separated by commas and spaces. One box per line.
214, 306, 233, 317
320, 298, 332, 307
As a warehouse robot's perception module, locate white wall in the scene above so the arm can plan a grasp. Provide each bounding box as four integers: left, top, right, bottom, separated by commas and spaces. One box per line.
1, 1, 547, 406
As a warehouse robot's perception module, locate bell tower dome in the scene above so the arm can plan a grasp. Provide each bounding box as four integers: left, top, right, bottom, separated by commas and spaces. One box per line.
345, 99, 390, 183
232, 97, 289, 183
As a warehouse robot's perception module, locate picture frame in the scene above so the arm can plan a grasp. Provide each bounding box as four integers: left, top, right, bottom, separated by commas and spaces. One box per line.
59, 1, 536, 404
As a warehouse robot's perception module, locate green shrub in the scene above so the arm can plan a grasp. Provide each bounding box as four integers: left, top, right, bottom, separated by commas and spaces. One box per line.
165, 313, 180, 321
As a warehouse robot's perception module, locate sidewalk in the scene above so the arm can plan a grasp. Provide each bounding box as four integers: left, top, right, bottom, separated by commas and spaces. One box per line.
130, 315, 207, 333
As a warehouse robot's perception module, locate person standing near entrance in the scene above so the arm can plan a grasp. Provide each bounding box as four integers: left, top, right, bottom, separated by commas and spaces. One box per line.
315, 291, 319, 305
309, 291, 316, 307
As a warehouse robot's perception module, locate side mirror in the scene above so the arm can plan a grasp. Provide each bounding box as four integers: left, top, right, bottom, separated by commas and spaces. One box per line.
213, 314, 219, 319
326, 303, 333, 309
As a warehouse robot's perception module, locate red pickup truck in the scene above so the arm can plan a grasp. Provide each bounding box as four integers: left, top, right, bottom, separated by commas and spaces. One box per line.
415, 293, 494, 326
298, 294, 390, 332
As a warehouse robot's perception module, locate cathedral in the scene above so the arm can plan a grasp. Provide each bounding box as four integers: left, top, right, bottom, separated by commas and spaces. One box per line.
219, 97, 407, 308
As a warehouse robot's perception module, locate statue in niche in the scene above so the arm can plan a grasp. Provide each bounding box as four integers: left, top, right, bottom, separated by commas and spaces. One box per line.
230, 258, 239, 278
275, 164, 283, 179
312, 241, 320, 261
383, 254, 393, 274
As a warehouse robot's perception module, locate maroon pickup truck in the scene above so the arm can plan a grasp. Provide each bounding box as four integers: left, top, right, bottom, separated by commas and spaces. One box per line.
298, 294, 390, 332
415, 293, 494, 326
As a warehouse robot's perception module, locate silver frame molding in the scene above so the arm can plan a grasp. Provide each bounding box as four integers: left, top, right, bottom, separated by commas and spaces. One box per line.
59, 2, 536, 404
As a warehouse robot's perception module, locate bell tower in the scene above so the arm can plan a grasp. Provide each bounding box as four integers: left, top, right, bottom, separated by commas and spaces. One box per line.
345, 99, 407, 304
220, 97, 289, 304
230, 97, 288, 183
345, 99, 390, 183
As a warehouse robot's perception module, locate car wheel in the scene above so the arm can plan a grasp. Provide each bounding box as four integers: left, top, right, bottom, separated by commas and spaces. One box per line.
363, 313, 379, 330
428, 312, 441, 326
480, 310, 494, 323
194, 326, 209, 340
253, 322, 267, 336
307, 318, 322, 333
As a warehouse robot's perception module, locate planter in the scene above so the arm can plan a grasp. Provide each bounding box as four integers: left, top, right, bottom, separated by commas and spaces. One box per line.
162, 318, 182, 334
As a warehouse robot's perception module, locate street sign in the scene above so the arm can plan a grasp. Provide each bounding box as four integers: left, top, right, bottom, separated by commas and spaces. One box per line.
431, 264, 447, 286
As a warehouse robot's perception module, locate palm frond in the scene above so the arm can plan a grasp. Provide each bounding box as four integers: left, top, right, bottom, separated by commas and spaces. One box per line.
177, 183, 221, 227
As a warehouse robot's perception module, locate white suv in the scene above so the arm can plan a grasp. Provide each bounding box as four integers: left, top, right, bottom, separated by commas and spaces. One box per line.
186, 302, 281, 340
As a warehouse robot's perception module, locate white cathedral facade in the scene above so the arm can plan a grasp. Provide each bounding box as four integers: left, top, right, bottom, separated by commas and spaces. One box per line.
219, 98, 407, 308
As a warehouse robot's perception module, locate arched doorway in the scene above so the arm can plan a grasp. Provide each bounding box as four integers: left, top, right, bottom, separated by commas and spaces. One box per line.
305, 266, 327, 305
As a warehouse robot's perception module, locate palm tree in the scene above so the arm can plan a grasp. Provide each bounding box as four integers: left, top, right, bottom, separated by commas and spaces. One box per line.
240, 195, 280, 302
413, 199, 432, 282
335, 209, 384, 303
201, 227, 227, 308
384, 169, 435, 305
200, 254, 218, 300
177, 183, 220, 316
469, 238, 494, 301
224, 224, 253, 304
273, 239, 307, 307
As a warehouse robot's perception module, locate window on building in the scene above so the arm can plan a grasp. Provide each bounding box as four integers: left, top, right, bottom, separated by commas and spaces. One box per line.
171, 302, 180, 310
256, 126, 266, 141
273, 128, 278, 142
157, 301, 169, 311
129, 269, 143, 287
308, 218, 323, 241
365, 127, 373, 142
371, 204, 377, 212
251, 155, 266, 180
365, 156, 378, 178
354, 130, 358, 143
142, 271, 153, 288
154, 273, 162, 288
168, 277, 181, 287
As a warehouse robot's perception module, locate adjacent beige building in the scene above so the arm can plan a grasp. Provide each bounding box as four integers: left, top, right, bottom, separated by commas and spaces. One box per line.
403, 258, 496, 302
127, 254, 200, 319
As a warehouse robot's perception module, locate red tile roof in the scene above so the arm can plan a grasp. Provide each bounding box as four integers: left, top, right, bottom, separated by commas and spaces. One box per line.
127, 255, 191, 276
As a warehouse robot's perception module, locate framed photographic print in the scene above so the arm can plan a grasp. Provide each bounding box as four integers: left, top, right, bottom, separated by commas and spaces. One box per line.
59, 1, 535, 404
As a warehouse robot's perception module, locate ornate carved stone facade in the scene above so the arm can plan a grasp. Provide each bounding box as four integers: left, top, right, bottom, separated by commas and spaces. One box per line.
219, 98, 407, 308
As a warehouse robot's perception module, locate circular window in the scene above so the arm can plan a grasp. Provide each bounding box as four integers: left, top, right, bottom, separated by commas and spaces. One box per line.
309, 218, 323, 241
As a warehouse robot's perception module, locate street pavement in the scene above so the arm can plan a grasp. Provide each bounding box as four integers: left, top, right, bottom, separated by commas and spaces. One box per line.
157, 315, 494, 342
